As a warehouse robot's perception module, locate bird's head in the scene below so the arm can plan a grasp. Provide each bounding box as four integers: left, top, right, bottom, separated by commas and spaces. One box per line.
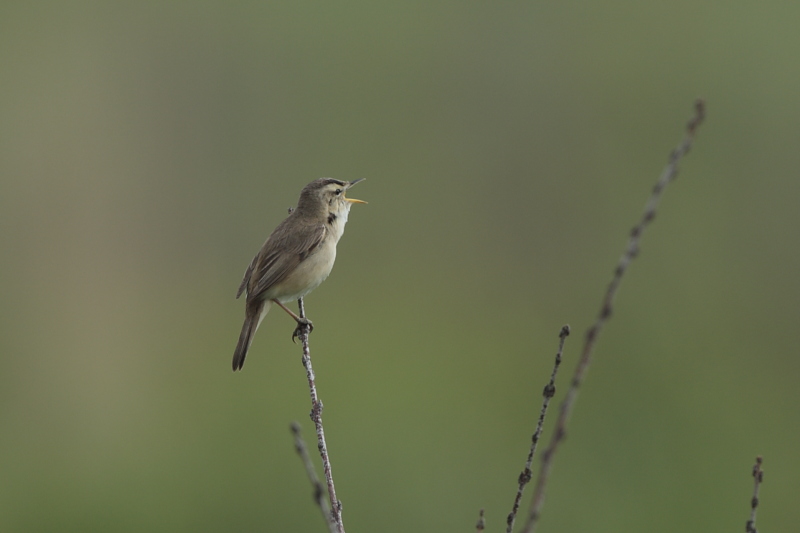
297, 178, 367, 217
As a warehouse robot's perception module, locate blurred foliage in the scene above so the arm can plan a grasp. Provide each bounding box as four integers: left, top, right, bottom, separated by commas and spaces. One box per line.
1, 1, 799, 531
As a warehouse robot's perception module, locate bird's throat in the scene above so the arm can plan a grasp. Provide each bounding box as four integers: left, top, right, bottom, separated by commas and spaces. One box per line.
326, 205, 350, 243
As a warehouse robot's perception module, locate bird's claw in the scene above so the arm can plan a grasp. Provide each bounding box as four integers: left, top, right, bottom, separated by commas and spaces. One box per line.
292, 318, 314, 343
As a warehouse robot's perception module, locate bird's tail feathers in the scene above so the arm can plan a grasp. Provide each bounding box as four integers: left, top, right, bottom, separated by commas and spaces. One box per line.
232, 302, 270, 371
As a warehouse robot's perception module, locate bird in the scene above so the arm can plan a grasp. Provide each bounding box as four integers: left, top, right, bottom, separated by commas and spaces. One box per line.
232, 178, 366, 371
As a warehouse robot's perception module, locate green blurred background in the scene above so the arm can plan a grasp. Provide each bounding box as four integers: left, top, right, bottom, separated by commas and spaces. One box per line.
1, 1, 798, 531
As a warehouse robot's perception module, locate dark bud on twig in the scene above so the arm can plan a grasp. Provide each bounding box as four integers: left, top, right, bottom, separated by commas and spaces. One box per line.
752, 456, 763, 480
476, 509, 486, 532
668, 149, 680, 164
687, 99, 706, 133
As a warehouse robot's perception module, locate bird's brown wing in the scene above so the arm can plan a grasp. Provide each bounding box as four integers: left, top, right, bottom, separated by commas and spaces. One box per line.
245, 221, 327, 302
236, 254, 258, 299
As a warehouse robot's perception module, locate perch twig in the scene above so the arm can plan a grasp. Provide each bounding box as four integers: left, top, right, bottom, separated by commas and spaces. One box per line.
297, 297, 344, 533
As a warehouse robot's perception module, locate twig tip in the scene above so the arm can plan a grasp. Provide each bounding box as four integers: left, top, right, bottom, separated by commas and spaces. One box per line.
476, 509, 486, 532
687, 98, 706, 134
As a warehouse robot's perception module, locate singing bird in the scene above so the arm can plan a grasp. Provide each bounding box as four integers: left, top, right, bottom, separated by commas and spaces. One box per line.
232, 178, 366, 371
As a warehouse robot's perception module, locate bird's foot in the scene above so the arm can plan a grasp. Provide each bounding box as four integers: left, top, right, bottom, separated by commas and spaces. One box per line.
292, 317, 314, 343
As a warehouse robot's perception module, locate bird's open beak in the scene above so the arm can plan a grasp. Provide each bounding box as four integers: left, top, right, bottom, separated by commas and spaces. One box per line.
345, 179, 367, 204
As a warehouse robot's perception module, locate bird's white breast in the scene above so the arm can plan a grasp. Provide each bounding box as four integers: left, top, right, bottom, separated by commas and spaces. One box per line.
273, 237, 337, 303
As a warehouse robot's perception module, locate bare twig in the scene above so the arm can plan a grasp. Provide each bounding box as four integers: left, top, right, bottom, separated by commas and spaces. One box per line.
475, 508, 485, 532
506, 325, 571, 533
290, 422, 336, 533
745, 456, 764, 533
521, 99, 706, 533
297, 297, 345, 533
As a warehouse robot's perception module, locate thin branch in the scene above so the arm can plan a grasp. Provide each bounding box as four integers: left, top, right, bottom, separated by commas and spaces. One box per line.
297, 297, 345, 533
745, 456, 764, 533
521, 99, 706, 533
475, 508, 485, 532
506, 325, 571, 533
290, 422, 336, 533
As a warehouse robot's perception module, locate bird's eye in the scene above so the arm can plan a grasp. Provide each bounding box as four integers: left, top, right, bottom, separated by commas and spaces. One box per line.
334, 189, 342, 195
